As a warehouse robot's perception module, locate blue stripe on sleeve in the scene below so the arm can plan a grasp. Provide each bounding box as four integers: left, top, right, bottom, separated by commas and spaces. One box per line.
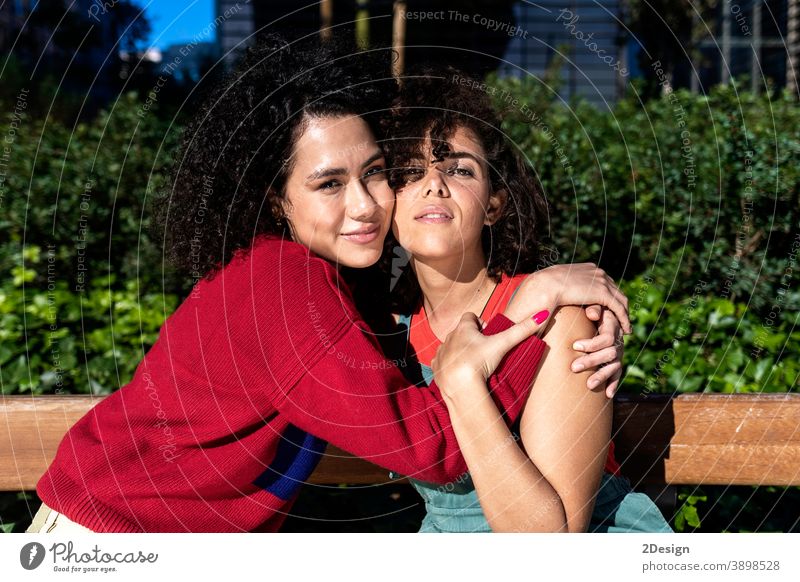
253, 424, 327, 501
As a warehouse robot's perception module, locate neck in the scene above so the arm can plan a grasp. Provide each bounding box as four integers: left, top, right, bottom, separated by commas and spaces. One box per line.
412, 245, 495, 324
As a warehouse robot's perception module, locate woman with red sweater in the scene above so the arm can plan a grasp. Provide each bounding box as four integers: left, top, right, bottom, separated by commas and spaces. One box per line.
27, 37, 627, 533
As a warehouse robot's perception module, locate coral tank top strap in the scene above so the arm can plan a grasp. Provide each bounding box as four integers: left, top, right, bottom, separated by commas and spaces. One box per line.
408, 273, 528, 367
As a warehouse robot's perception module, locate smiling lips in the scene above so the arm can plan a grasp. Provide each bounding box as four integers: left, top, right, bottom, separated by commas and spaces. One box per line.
415, 205, 454, 224
340, 224, 381, 244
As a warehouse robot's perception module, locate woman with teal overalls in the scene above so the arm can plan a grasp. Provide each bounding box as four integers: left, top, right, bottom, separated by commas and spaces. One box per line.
394, 286, 671, 533
382, 67, 673, 533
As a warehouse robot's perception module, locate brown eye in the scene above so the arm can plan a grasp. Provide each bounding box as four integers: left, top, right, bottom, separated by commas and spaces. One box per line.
319, 180, 342, 191
446, 163, 474, 177
389, 165, 424, 189
402, 167, 424, 182
363, 165, 386, 179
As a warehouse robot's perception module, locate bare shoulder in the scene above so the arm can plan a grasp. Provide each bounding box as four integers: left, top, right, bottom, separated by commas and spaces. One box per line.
540, 306, 595, 349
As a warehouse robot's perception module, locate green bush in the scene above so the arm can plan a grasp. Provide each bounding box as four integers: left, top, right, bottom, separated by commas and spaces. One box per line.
492, 76, 800, 318
0, 91, 180, 295
0, 92, 184, 396
621, 274, 799, 394
0, 244, 178, 395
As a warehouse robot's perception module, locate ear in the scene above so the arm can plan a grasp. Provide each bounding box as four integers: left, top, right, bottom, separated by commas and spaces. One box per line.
269, 189, 290, 221
484, 188, 508, 226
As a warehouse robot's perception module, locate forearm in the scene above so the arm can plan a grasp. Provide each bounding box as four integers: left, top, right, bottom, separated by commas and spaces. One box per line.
443, 382, 568, 533
275, 325, 468, 484
502, 264, 631, 334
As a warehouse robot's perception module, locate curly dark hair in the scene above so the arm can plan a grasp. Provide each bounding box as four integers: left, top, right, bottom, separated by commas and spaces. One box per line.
380, 66, 550, 313
153, 34, 395, 280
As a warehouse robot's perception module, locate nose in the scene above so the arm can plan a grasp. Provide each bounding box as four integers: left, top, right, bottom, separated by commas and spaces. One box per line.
423, 168, 450, 198
346, 179, 381, 221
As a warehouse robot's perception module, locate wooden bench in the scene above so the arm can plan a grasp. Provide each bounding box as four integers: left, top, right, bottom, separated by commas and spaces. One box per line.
2, 393, 799, 517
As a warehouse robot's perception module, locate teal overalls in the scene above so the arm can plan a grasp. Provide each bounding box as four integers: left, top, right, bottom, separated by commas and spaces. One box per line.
394, 312, 673, 533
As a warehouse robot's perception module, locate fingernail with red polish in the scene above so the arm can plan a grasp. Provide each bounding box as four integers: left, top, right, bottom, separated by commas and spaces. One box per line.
532, 310, 549, 324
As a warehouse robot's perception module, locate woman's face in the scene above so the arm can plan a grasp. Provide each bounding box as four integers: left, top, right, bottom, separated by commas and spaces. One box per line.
391, 126, 506, 262
281, 115, 393, 268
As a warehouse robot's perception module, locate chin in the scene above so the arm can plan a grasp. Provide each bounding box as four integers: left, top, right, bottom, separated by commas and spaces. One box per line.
405, 236, 458, 260
336, 245, 383, 269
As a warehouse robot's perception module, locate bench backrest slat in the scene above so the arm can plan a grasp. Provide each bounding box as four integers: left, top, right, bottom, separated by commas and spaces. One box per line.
614, 394, 800, 486
2, 393, 799, 491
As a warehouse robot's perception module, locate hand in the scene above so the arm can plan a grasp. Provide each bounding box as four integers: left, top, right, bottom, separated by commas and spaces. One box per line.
572, 306, 624, 398
431, 311, 549, 400
504, 263, 631, 334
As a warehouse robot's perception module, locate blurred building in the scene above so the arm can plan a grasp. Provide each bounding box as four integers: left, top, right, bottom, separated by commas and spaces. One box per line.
497, 0, 628, 108
214, 0, 799, 108
791, 0, 800, 88
692, 0, 792, 92
157, 42, 218, 84
215, 0, 518, 76
0, 0, 149, 110
213, 0, 626, 107
216, 0, 255, 66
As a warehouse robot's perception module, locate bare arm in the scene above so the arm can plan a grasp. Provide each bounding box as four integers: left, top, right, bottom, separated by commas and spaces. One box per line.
442, 384, 568, 532
504, 264, 630, 397
516, 306, 611, 531
441, 307, 611, 532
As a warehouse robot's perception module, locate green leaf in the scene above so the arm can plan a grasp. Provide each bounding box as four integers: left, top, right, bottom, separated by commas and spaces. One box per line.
678, 376, 703, 392
625, 365, 646, 379
753, 357, 773, 382
684, 505, 701, 528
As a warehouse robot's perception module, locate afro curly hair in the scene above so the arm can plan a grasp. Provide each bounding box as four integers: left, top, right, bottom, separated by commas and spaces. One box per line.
380, 65, 550, 312
153, 34, 396, 281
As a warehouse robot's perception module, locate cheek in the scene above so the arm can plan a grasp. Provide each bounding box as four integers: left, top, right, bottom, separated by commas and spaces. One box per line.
315, 205, 343, 236
371, 182, 396, 213
391, 198, 415, 238
289, 196, 337, 239
448, 196, 488, 244
463, 187, 491, 223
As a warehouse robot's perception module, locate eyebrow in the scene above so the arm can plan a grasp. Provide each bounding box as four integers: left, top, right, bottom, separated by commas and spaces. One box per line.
402, 151, 481, 166
438, 151, 482, 163
305, 151, 385, 181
